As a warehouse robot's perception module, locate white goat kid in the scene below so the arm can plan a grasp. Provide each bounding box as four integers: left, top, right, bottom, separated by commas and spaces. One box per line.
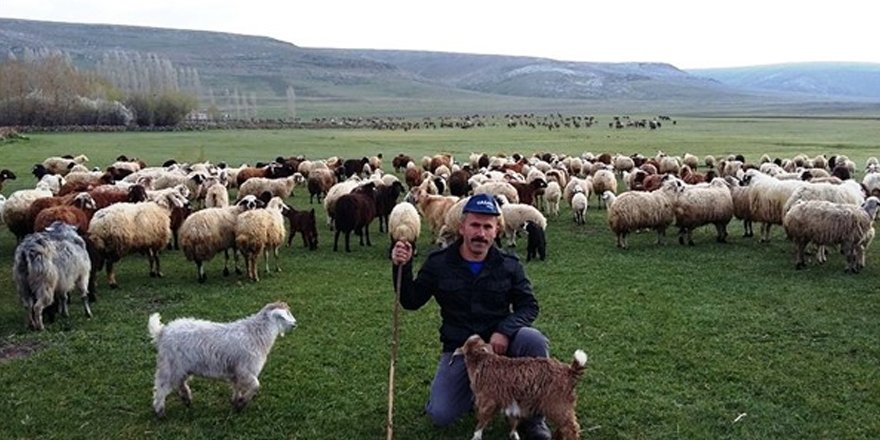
149, 302, 297, 417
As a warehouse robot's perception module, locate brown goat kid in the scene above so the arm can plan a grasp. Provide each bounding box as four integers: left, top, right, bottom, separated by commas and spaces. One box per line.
454, 334, 588, 440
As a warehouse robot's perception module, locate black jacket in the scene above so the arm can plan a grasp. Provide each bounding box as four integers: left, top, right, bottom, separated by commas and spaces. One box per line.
392, 240, 539, 352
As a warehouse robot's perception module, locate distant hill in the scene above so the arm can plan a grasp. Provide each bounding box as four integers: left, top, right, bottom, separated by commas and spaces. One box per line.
689, 63, 880, 100
2, 17, 878, 117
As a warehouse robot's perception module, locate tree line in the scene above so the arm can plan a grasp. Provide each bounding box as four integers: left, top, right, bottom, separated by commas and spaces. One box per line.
0, 49, 198, 127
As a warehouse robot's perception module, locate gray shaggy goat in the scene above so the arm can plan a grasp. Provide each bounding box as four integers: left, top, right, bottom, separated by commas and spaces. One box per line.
454, 334, 588, 440
13, 221, 92, 331
148, 302, 297, 417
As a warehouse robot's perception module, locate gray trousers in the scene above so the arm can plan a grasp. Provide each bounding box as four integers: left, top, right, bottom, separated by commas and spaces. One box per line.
425, 327, 549, 426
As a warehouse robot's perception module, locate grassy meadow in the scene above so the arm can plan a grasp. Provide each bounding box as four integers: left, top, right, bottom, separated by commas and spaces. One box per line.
1, 116, 879, 439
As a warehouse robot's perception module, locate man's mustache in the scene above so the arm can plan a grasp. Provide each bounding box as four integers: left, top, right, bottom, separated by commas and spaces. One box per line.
471, 238, 489, 244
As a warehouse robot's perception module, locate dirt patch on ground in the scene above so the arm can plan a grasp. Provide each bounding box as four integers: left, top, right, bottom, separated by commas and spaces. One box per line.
0, 340, 43, 364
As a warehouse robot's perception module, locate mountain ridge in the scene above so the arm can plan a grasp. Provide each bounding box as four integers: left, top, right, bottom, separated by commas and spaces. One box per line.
2, 17, 878, 117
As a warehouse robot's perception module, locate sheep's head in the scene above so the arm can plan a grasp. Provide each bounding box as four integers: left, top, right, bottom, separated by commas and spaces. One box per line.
263, 302, 297, 336
73, 193, 98, 211
452, 334, 494, 364
861, 196, 880, 220
0, 169, 17, 180
237, 194, 261, 211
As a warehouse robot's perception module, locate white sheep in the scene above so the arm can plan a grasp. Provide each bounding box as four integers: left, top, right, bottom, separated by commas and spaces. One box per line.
179, 196, 262, 283
571, 188, 588, 225
42, 154, 89, 176
603, 184, 676, 249
667, 178, 735, 245
453, 334, 586, 440
724, 176, 754, 237
783, 197, 880, 273
563, 176, 592, 207
3, 186, 54, 240
203, 177, 230, 209
500, 203, 546, 247
741, 169, 807, 242
591, 168, 617, 209
237, 174, 303, 200
149, 302, 297, 417
473, 181, 519, 204
388, 201, 421, 255
543, 181, 562, 217
235, 196, 288, 282
13, 222, 92, 331
87, 190, 189, 288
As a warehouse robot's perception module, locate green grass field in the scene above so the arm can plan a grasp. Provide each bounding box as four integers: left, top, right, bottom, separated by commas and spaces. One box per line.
1, 117, 879, 439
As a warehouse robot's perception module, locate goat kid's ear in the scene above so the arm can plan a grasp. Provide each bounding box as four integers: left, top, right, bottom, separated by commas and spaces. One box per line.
450, 347, 464, 364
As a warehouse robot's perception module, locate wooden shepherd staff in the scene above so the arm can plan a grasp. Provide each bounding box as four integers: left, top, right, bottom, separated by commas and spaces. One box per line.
387, 262, 403, 440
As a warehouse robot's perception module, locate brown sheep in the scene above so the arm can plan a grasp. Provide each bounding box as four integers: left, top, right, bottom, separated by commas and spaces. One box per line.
391, 154, 412, 172
454, 334, 587, 440
307, 167, 337, 204
32, 193, 98, 234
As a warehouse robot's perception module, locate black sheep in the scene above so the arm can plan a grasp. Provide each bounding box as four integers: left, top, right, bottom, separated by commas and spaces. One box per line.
525, 221, 546, 262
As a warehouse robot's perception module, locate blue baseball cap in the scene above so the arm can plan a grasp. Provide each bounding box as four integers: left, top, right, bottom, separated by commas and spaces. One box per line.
462, 193, 501, 216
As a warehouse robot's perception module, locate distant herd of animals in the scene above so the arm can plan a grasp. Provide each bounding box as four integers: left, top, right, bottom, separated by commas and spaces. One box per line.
4, 149, 880, 332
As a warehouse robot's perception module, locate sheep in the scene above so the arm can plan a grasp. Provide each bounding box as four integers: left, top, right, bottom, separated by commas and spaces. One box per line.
333, 183, 378, 252
374, 180, 405, 233
32, 193, 98, 234
392, 154, 412, 172
571, 188, 588, 225
409, 187, 460, 242
667, 178, 735, 245
783, 197, 880, 273
543, 181, 562, 217
87, 190, 189, 288
741, 169, 808, 242
782, 180, 866, 263
613, 154, 635, 176
591, 169, 617, 209
603, 183, 676, 249
524, 220, 546, 262
388, 201, 421, 257
509, 179, 548, 208
149, 302, 297, 417
323, 179, 363, 229
724, 176, 754, 237
563, 177, 592, 207
42, 154, 89, 176
863, 172, 880, 197
235, 196, 289, 281
179, 196, 262, 283
237, 174, 303, 201
473, 180, 519, 204
13, 222, 92, 331
448, 169, 472, 197
500, 203, 546, 247
453, 334, 586, 440
0, 168, 17, 192
203, 177, 229, 209
307, 167, 337, 204
283, 207, 318, 250
3, 187, 54, 241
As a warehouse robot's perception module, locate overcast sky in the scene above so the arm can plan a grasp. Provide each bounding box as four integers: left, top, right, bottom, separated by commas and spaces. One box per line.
4, 1, 877, 69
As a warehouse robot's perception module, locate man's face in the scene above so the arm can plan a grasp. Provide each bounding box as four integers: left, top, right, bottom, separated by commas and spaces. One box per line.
459, 212, 499, 258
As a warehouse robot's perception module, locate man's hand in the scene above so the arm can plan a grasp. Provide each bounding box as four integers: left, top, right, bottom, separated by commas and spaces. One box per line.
489, 332, 509, 355
391, 241, 412, 266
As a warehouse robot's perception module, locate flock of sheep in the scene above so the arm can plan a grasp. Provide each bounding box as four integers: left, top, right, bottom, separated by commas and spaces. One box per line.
6, 149, 880, 331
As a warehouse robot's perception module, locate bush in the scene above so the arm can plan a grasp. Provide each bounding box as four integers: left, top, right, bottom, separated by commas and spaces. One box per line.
126, 92, 197, 127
